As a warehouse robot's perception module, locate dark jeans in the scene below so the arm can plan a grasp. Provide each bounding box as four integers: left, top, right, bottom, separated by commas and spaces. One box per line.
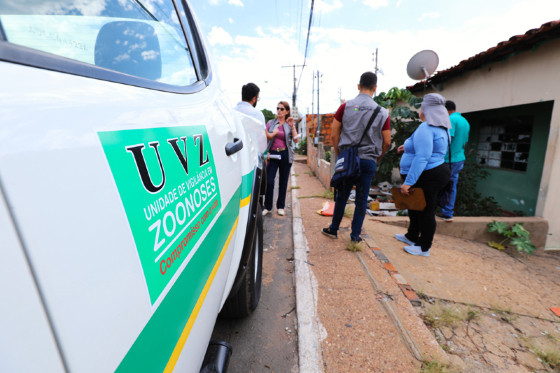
329, 158, 376, 240
264, 150, 291, 210
402, 163, 450, 251
441, 160, 464, 217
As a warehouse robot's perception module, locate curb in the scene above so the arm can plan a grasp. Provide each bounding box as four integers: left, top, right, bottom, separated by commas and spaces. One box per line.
291, 168, 324, 372
362, 234, 422, 306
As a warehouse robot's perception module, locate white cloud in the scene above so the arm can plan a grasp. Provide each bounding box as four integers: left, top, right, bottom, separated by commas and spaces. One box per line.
228, 0, 244, 6
418, 12, 440, 21
205, 26, 304, 111
207, 26, 233, 45
363, 0, 389, 9
315, 0, 343, 14
205, 0, 560, 116
228, 17, 234, 24
208, 0, 219, 5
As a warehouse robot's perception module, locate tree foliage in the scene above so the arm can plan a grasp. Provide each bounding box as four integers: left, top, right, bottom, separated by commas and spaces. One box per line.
261, 108, 275, 123
373, 87, 422, 184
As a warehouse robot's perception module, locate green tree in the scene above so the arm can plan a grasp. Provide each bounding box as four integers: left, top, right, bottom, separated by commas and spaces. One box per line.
373, 87, 422, 184
261, 108, 275, 123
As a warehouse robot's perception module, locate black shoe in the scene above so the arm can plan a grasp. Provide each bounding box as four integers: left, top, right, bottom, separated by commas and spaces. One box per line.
436, 213, 454, 222
351, 236, 363, 243
322, 227, 338, 239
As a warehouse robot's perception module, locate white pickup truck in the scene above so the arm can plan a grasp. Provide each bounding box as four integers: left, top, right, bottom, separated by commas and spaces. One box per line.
0, 1, 267, 372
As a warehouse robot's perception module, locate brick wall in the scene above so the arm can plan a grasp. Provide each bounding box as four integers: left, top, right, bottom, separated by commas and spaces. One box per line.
306, 114, 336, 189
306, 114, 334, 146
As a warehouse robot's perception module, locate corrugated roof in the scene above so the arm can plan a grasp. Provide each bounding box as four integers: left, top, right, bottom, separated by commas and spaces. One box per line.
408, 20, 560, 92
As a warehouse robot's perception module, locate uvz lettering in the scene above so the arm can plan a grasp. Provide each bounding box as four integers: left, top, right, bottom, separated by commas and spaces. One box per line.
127, 135, 209, 193
126, 142, 166, 194
193, 134, 210, 166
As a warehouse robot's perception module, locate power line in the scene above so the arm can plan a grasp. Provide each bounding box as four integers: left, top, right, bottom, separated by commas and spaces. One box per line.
296, 0, 314, 93
302, 0, 314, 63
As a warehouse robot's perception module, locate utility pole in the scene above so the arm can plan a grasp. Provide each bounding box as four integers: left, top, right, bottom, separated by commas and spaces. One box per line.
372, 48, 380, 97
282, 64, 305, 123
311, 70, 315, 119
315, 71, 322, 145
373, 48, 379, 75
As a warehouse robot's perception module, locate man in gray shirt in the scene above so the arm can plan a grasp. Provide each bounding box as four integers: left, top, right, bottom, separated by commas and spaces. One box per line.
235, 82, 266, 128
322, 72, 391, 242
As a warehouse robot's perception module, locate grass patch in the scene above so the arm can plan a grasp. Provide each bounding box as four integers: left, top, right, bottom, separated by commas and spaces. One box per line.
490, 305, 518, 323
289, 185, 301, 190
298, 189, 334, 200
424, 302, 477, 328
346, 241, 363, 252
466, 309, 479, 322
543, 331, 560, 343
533, 348, 560, 369
421, 360, 454, 373
294, 173, 300, 177
344, 207, 354, 217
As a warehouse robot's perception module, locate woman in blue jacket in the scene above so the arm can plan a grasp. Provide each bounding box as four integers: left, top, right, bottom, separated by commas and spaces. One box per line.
395, 93, 451, 256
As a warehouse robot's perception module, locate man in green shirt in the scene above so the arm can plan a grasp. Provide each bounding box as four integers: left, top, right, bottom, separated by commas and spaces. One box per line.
438, 101, 470, 221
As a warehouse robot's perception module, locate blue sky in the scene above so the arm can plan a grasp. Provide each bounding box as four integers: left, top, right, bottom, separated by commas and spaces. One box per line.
189, 0, 560, 117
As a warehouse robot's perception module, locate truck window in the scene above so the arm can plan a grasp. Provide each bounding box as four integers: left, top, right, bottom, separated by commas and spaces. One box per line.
0, 0, 197, 86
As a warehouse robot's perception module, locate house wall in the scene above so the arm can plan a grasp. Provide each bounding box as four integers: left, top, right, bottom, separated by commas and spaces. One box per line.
464, 101, 552, 216
420, 38, 560, 249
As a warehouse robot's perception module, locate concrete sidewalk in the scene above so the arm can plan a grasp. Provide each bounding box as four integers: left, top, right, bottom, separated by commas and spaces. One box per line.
291, 158, 560, 372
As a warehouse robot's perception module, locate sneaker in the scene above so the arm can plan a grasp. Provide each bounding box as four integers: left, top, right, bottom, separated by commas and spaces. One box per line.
436, 213, 454, 222
350, 236, 363, 243
277, 209, 285, 216
395, 234, 416, 246
403, 245, 430, 257
262, 209, 270, 216
322, 227, 338, 239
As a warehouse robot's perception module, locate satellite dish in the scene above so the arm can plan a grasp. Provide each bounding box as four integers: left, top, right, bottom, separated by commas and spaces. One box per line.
407, 50, 439, 80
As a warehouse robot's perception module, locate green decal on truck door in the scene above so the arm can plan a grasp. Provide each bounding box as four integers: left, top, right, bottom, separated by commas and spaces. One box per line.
98, 126, 222, 304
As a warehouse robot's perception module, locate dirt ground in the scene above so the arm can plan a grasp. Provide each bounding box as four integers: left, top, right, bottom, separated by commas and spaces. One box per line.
292, 160, 560, 372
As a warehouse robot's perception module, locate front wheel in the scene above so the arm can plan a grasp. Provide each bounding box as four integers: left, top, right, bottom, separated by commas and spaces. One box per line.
221, 204, 263, 318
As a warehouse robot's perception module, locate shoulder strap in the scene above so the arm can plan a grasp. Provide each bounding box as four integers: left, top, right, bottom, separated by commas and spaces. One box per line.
357, 106, 382, 146
446, 130, 452, 165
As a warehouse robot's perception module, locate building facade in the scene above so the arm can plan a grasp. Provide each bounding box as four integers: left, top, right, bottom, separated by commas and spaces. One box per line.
409, 21, 560, 250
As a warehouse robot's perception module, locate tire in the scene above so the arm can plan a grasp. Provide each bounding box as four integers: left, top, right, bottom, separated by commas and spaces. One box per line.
221, 204, 263, 318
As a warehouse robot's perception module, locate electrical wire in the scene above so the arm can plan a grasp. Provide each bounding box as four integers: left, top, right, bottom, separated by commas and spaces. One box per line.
295, 0, 314, 93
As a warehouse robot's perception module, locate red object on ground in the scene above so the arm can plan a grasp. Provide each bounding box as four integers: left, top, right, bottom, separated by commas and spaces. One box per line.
550, 307, 560, 317
317, 201, 335, 216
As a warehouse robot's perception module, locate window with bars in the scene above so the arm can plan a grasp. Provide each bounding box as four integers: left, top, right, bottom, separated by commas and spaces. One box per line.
476, 115, 532, 172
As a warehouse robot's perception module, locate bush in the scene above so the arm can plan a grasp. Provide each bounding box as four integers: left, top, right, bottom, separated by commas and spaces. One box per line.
454, 147, 500, 216
487, 220, 536, 254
